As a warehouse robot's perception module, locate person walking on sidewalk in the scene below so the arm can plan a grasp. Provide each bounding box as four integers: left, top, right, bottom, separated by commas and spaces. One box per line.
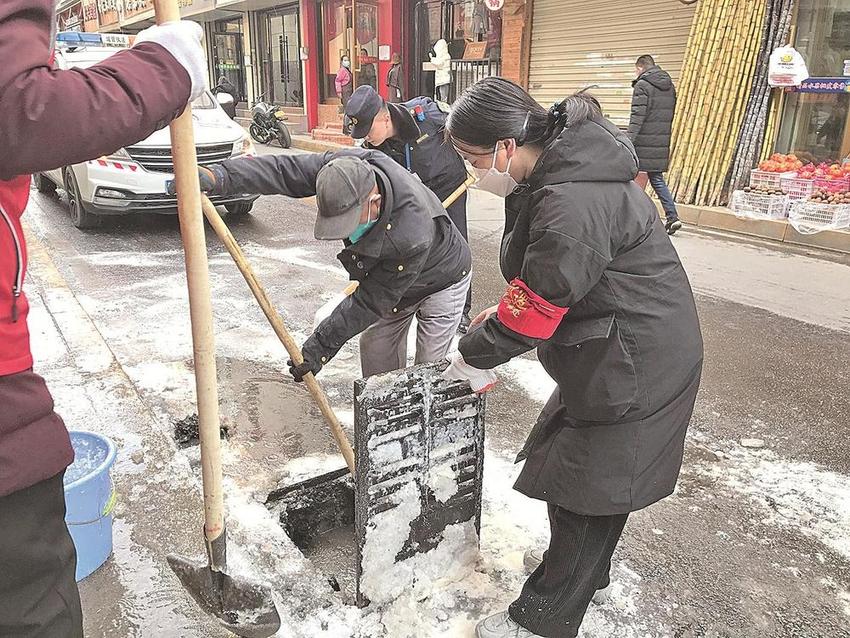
443, 77, 704, 638
171, 148, 472, 380
629, 54, 682, 235
344, 85, 474, 331
0, 3, 206, 635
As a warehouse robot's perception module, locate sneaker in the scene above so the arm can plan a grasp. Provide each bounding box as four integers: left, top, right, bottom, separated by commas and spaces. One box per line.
475, 611, 543, 638
458, 313, 471, 334
665, 219, 683, 235
522, 549, 612, 605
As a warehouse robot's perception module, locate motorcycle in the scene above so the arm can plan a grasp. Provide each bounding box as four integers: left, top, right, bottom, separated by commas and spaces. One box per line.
249, 94, 292, 149
212, 77, 238, 120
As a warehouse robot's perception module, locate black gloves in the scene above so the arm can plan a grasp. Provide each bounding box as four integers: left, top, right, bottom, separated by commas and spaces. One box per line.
165, 165, 218, 196
287, 335, 329, 382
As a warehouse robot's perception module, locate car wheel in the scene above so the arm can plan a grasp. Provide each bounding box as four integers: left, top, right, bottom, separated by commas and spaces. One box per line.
249, 123, 272, 145
33, 172, 57, 195
276, 122, 292, 149
225, 201, 254, 218
64, 168, 97, 229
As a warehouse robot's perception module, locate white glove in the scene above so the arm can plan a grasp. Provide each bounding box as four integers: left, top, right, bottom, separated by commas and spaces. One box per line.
134, 21, 207, 101
443, 351, 497, 394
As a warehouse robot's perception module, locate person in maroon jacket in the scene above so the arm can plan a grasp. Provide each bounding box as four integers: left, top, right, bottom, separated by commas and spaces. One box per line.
0, 2, 206, 635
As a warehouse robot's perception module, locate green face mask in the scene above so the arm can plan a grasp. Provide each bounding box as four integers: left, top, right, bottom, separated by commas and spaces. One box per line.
348, 218, 378, 243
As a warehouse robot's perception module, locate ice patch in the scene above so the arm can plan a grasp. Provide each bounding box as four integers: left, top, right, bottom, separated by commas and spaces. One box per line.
428, 462, 459, 503
241, 244, 348, 278
698, 445, 850, 560
499, 357, 556, 404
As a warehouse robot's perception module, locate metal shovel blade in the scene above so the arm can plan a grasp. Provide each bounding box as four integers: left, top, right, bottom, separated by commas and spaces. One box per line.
167, 554, 281, 638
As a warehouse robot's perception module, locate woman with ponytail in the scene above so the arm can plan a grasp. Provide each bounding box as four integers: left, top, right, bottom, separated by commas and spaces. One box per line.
444, 77, 704, 638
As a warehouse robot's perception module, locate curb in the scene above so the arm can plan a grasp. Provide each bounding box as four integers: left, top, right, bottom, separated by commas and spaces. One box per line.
291, 134, 345, 154
656, 202, 850, 255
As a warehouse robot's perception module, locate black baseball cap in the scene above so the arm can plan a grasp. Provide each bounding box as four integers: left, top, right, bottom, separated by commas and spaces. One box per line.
314, 157, 376, 240
344, 85, 384, 139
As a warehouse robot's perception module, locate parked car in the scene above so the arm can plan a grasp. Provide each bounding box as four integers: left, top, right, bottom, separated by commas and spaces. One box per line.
34, 36, 258, 229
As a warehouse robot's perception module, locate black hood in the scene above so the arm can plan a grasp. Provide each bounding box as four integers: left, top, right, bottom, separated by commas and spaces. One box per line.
527, 116, 639, 186
633, 66, 673, 91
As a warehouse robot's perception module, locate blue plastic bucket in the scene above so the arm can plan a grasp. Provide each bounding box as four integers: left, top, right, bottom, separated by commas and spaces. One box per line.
64, 431, 117, 581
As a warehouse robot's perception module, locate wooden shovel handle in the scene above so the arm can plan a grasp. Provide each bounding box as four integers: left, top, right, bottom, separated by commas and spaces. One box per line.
153, 0, 225, 543
200, 196, 356, 476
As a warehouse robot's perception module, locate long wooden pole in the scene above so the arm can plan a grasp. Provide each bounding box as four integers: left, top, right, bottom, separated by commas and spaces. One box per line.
200, 197, 356, 475
152, 0, 225, 551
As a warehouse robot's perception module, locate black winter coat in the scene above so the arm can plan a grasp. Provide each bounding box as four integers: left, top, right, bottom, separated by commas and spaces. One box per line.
628, 66, 676, 173
459, 115, 703, 516
210, 148, 471, 365
366, 97, 469, 239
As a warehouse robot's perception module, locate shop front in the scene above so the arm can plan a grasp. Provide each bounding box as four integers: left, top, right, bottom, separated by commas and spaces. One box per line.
775, 0, 850, 164
256, 3, 304, 107
526, 0, 695, 128
211, 14, 248, 103
411, 0, 504, 103
303, 0, 403, 132
57, 0, 85, 31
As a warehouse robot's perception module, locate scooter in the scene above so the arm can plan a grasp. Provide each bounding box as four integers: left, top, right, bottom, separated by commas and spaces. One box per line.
249, 94, 292, 149
212, 78, 238, 120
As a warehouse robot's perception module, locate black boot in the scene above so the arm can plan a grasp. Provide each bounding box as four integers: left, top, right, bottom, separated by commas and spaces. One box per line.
665, 218, 683, 235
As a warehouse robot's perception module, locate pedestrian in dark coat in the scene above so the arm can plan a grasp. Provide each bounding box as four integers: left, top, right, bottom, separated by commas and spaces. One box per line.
344, 85, 473, 329
177, 148, 472, 379
629, 54, 682, 234
444, 77, 703, 638
0, 2, 206, 635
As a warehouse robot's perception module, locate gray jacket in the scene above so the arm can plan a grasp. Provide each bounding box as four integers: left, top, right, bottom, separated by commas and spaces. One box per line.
209, 148, 472, 365
459, 115, 703, 515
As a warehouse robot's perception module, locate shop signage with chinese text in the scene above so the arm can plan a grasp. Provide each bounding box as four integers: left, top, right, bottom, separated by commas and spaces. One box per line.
793, 77, 850, 93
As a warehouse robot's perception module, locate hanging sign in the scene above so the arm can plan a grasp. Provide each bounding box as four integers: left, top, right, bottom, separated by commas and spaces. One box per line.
792, 77, 850, 93
484, 0, 505, 10
768, 45, 809, 87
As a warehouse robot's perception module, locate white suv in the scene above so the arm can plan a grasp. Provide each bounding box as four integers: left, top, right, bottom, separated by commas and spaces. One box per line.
34, 43, 258, 229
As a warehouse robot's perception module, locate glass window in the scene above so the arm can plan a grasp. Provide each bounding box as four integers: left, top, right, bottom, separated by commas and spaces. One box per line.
776, 0, 850, 163
793, 0, 850, 76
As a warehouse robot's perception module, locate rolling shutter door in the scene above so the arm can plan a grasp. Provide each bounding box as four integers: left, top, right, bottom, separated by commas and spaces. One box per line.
528, 0, 696, 127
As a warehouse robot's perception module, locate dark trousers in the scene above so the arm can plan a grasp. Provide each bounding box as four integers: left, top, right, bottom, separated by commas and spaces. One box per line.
648, 172, 678, 221
446, 194, 472, 317
0, 473, 83, 638
509, 505, 628, 638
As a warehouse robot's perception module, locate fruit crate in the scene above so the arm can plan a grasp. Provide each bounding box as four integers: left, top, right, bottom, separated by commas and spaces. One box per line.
812, 176, 850, 193
731, 190, 789, 220
779, 176, 815, 200
749, 170, 797, 190
788, 201, 850, 235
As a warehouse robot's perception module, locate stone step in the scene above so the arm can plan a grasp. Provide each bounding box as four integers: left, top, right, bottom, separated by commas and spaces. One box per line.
311, 127, 354, 146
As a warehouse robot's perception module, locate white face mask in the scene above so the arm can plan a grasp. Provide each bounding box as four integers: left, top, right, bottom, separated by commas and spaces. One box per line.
473, 143, 518, 198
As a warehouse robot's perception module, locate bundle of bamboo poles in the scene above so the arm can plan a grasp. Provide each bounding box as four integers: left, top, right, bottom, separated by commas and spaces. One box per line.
727, 0, 796, 192
666, 0, 767, 206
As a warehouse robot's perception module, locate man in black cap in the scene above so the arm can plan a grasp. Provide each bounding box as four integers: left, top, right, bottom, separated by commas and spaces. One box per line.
344, 85, 474, 332
173, 149, 472, 379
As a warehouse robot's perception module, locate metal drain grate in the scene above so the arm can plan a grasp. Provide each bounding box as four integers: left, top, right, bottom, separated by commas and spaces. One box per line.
354, 361, 486, 606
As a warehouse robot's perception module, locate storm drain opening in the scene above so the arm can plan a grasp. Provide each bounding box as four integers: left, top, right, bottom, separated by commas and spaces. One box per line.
265, 362, 486, 608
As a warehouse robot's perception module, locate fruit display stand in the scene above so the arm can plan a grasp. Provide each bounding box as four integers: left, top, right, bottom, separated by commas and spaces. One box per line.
731, 189, 789, 220
813, 176, 850, 193
749, 170, 797, 190
779, 175, 815, 201
788, 202, 850, 234
788, 187, 850, 234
